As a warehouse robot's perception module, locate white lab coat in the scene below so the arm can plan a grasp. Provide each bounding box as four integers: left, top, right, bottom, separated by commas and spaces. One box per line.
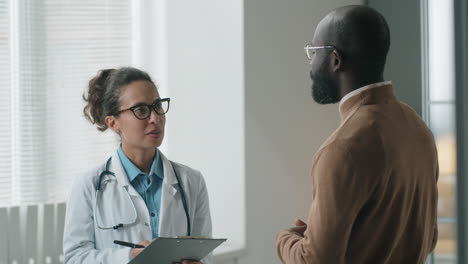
63, 151, 212, 264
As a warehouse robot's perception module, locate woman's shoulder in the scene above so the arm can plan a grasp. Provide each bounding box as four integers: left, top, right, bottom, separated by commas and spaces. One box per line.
169, 160, 202, 178
169, 160, 208, 187
72, 159, 109, 190
169, 161, 209, 196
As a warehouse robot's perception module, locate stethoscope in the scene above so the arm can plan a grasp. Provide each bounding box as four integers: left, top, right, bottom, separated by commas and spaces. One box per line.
93, 157, 191, 236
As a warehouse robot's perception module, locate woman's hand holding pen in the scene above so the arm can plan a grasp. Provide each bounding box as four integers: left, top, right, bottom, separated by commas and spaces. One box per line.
130, 240, 150, 259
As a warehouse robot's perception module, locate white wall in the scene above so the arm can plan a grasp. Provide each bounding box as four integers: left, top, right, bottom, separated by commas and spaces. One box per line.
165, 0, 246, 250
368, 0, 423, 114
138, 0, 246, 258
243, 0, 363, 263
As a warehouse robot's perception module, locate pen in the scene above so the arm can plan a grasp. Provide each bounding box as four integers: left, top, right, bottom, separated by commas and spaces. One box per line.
113, 240, 145, 248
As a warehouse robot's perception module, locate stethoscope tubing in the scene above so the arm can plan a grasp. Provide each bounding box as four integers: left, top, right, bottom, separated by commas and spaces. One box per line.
93, 157, 191, 236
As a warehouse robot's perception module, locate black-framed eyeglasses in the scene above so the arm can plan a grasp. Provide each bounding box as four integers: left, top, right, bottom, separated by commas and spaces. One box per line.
115, 98, 170, 120
304, 44, 335, 60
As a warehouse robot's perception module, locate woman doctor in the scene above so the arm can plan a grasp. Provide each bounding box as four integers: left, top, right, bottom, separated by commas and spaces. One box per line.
63, 67, 212, 264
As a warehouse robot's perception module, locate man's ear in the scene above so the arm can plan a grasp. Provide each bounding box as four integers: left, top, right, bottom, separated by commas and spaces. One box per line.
331, 49, 342, 72
105, 115, 120, 134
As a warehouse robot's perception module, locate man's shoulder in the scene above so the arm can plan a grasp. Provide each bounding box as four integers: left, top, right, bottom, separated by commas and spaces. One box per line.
332, 117, 384, 153
318, 117, 386, 171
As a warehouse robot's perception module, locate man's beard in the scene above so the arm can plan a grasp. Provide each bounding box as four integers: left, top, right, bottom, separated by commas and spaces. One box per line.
310, 65, 340, 104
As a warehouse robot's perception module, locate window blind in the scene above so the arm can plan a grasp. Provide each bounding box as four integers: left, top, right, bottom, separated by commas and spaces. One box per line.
0, 0, 11, 206
0, 0, 132, 206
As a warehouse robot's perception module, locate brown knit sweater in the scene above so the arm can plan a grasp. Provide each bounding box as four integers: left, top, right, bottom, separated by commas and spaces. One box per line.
276, 84, 438, 264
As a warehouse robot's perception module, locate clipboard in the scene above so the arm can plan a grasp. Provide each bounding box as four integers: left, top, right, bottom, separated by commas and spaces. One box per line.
128, 237, 227, 264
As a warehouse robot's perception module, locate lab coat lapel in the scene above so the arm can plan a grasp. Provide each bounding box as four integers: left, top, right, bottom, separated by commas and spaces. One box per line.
109, 151, 150, 227
110, 152, 139, 197
158, 152, 188, 237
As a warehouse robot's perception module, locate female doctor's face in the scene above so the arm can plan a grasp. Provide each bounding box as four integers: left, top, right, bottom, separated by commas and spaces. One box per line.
108, 80, 166, 152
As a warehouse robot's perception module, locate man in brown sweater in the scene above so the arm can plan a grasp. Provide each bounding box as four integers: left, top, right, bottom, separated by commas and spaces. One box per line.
276, 5, 438, 264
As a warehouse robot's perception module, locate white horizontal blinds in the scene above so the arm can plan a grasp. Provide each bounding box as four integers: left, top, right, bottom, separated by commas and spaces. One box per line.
43, 0, 131, 202
0, 0, 11, 207
12, 0, 48, 205
4, 0, 132, 206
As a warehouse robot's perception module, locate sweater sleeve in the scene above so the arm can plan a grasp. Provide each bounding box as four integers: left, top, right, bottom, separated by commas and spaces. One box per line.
276, 145, 379, 264
430, 162, 439, 252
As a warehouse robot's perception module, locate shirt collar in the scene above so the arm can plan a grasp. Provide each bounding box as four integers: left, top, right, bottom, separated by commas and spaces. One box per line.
117, 146, 164, 182
339, 81, 392, 115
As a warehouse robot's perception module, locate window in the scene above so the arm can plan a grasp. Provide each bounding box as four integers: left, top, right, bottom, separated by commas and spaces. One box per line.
423, 0, 456, 263
0, 0, 132, 206
0, 0, 11, 206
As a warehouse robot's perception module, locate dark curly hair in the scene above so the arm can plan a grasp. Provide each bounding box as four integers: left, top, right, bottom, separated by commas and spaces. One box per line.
83, 67, 155, 131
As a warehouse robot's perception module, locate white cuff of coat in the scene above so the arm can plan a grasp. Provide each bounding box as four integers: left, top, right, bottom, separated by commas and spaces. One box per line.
112, 248, 132, 264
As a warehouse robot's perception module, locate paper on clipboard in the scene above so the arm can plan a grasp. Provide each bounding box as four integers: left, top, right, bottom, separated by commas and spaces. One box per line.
128, 237, 227, 264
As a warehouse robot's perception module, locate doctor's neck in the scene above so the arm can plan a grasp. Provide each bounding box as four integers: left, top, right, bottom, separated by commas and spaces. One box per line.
121, 145, 156, 175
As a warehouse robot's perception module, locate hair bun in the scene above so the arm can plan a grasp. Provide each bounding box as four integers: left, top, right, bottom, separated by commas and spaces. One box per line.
83, 69, 116, 131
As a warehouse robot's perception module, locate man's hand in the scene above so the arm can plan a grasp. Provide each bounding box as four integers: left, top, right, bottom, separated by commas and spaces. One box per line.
286, 218, 307, 237
130, 240, 150, 259
174, 260, 203, 264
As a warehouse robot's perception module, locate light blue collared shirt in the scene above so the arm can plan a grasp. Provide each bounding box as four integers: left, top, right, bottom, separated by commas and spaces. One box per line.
117, 146, 164, 238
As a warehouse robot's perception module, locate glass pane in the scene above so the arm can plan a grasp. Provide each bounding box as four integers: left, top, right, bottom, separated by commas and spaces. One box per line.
429, 104, 457, 264
434, 222, 456, 263
430, 104, 456, 219
437, 180, 456, 219
428, 0, 455, 102
430, 104, 456, 181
